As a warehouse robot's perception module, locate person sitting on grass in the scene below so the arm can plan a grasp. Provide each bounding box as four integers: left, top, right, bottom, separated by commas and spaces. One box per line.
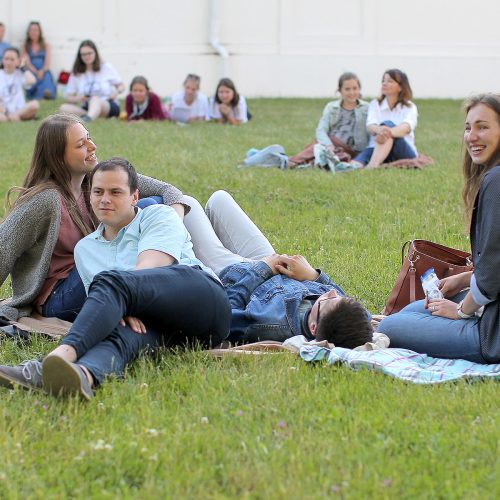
337, 68, 418, 171
0, 158, 230, 400
287, 72, 369, 169
183, 191, 373, 346
0, 114, 186, 324
0, 47, 39, 122
60, 39, 124, 122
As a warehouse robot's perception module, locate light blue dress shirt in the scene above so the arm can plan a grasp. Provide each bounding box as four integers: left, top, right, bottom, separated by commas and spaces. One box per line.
75, 205, 216, 292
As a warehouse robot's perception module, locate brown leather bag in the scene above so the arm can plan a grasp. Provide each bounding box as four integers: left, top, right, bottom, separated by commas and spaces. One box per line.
382, 240, 474, 315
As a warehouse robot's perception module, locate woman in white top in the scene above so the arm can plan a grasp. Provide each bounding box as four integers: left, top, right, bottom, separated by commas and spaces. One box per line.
60, 40, 124, 122
209, 78, 248, 125
170, 73, 209, 123
347, 69, 418, 170
0, 47, 39, 122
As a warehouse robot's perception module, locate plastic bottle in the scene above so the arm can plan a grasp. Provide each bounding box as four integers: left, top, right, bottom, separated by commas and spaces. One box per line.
420, 268, 443, 300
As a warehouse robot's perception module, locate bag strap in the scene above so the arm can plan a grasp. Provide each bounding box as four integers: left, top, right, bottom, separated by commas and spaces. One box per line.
401, 240, 411, 265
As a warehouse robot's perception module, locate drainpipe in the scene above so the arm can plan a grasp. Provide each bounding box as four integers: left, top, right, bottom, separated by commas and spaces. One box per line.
209, 0, 229, 77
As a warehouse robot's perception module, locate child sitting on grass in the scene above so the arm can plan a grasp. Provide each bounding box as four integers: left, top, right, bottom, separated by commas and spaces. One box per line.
0, 47, 39, 122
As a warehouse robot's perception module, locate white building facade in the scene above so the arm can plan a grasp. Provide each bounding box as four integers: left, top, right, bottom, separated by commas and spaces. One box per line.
1, 0, 498, 99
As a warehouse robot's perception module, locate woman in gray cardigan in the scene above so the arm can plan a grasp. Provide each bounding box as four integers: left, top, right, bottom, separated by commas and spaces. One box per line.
287, 72, 369, 168
378, 93, 500, 364
0, 113, 187, 322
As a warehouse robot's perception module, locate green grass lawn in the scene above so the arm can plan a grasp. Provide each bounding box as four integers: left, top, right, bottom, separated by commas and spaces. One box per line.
0, 99, 498, 498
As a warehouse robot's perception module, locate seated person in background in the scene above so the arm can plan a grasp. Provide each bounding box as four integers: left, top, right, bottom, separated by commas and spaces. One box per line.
183, 190, 373, 346
125, 75, 169, 121
170, 73, 209, 123
0, 22, 11, 59
288, 72, 369, 168
339, 68, 418, 170
60, 39, 124, 122
21, 21, 57, 100
0, 158, 230, 399
0, 47, 39, 122
209, 78, 248, 125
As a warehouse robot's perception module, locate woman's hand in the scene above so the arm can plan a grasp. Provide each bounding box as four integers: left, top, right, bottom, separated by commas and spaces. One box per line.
426, 298, 460, 319
219, 103, 231, 116
36, 69, 44, 80
439, 272, 471, 298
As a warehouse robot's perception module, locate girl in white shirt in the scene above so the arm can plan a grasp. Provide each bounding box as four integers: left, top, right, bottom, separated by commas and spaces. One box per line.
60, 40, 124, 123
347, 69, 418, 170
209, 78, 248, 125
0, 47, 39, 122
170, 73, 209, 123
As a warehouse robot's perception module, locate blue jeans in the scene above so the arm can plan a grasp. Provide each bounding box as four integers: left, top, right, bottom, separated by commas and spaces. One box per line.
354, 120, 417, 165
42, 266, 87, 321
60, 265, 231, 384
377, 291, 486, 363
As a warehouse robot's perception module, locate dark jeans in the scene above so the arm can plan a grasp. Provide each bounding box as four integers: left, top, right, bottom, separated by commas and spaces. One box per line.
42, 266, 87, 321
60, 265, 231, 384
354, 120, 417, 165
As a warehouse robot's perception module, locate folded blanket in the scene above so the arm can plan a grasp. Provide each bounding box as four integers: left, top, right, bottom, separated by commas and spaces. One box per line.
300, 345, 500, 384
381, 154, 434, 169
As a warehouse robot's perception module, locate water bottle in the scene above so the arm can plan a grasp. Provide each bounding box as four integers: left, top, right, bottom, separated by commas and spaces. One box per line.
420, 268, 443, 300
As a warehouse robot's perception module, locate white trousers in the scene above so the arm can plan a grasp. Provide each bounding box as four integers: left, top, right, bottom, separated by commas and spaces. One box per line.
183, 190, 275, 275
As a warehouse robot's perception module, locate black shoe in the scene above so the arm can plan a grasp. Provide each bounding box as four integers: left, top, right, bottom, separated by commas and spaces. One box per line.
0, 360, 43, 390
81, 114, 92, 123
42, 356, 94, 400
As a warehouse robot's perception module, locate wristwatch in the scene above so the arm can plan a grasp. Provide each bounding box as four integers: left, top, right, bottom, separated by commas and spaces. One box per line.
457, 300, 474, 319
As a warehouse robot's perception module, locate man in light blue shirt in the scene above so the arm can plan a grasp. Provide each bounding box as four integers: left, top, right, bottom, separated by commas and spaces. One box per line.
0, 158, 230, 399
75, 192, 216, 292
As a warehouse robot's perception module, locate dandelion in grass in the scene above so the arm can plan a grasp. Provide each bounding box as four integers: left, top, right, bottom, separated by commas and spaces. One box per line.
92, 439, 113, 451
200, 416, 209, 424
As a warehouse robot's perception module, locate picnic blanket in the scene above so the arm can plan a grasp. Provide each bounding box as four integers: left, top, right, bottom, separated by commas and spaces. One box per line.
299, 345, 500, 384
381, 153, 433, 169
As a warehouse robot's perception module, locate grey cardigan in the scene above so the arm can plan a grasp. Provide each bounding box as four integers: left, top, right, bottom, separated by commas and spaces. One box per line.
0, 174, 186, 321
470, 166, 500, 362
315, 99, 369, 152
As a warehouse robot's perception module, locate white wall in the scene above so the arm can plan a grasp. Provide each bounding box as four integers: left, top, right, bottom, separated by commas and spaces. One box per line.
1, 0, 499, 99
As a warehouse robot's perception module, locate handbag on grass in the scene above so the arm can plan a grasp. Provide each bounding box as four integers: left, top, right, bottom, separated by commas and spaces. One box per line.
382, 240, 473, 315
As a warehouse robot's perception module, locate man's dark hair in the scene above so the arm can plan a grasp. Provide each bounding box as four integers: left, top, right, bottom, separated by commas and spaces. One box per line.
90, 157, 139, 194
315, 297, 373, 348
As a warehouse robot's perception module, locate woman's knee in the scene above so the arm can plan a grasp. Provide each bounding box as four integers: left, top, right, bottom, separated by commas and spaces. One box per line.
205, 190, 234, 212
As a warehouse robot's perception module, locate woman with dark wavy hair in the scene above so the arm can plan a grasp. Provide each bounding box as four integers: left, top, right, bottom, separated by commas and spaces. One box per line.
378, 93, 500, 364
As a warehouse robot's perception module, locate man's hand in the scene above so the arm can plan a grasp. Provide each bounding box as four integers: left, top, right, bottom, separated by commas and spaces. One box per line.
120, 316, 147, 334
274, 254, 320, 281
261, 254, 285, 275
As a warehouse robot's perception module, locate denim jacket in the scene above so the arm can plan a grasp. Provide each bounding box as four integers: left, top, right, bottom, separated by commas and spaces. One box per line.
219, 261, 345, 343
315, 99, 369, 152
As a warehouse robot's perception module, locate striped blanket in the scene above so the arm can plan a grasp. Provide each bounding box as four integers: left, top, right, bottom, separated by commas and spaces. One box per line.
299, 345, 500, 384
